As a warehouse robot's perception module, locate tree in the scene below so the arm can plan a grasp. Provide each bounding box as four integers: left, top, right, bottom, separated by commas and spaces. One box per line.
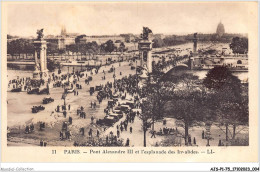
203, 66, 248, 141
66, 44, 78, 60
47, 59, 60, 72
139, 98, 155, 147
203, 66, 241, 102
7, 40, 16, 58
142, 73, 175, 130
118, 42, 126, 52
7, 39, 36, 59
23, 40, 34, 58
152, 38, 165, 48
164, 73, 210, 145
104, 40, 115, 53
169, 92, 204, 145
47, 42, 59, 58
230, 37, 248, 54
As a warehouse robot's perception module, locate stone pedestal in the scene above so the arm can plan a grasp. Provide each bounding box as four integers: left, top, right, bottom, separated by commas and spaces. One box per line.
33, 39, 48, 80
139, 71, 149, 87
138, 40, 153, 73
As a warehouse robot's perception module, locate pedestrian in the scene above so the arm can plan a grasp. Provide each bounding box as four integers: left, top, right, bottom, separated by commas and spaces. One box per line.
68, 131, 71, 140
30, 123, 34, 132
120, 125, 123, 132
60, 131, 63, 140
110, 131, 113, 138
77, 91, 79, 96
124, 122, 127, 131
40, 140, 43, 147
81, 128, 85, 136
91, 116, 94, 124
117, 130, 120, 138
193, 137, 196, 145
25, 126, 29, 134
89, 129, 93, 137
151, 130, 156, 138
39, 123, 43, 131
69, 117, 72, 124
106, 136, 108, 144
56, 105, 60, 112
125, 138, 130, 146
63, 111, 67, 118
202, 130, 205, 139
130, 127, 132, 134
188, 136, 192, 145
68, 104, 71, 111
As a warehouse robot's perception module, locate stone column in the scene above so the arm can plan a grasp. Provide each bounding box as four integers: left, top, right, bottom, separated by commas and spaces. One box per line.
147, 50, 152, 73
33, 40, 48, 80
35, 51, 38, 64
139, 51, 143, 67
40, 47, 45, 71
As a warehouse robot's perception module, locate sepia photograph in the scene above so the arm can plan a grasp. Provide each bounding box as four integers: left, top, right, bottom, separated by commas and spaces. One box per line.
4, 2, 252, 148
1, 1, 258, 164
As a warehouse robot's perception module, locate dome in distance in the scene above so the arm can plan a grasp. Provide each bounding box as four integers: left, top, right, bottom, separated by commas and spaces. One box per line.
216, 22, 225, 37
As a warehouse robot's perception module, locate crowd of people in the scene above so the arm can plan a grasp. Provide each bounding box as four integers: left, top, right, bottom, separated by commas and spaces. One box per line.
8, 54, 185, 147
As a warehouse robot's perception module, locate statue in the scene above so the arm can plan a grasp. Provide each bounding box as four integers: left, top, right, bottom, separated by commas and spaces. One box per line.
34, 62, 41, 71
140, 64, 149, 77
194, 33, 198, 39
140, 27, 152, 40
36, 29, 44, 40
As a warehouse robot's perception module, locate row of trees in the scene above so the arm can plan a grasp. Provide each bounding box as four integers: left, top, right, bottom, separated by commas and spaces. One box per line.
7, 39, 34, 58
7, 39, 128, 59
229, 37, 248, 54
139, 66, 248, 146
152, 34, 248, 55
152, 36, 187, 48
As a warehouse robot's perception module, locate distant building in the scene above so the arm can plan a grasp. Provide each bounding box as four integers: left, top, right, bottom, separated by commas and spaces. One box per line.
85, 35, 125, 44
152, 34, 165, 40
61, 25, 67, 37
216, 22, 225, 37
75, 35, 87, 44
54, 26, 79, 49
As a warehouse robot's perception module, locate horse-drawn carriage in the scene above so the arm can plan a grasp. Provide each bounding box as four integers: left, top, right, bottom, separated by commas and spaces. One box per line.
89, 87, 95, 95
38, 88, 49, 95
95, 85, 103, 91
88, 76, 93, 81
108, 67, 114, 73
11, 87, 22, 92
109, 112, 123, 119
66, 88, 74, 93
42, 97, 54, 104
32, 105, 45, 113
96, 116, 117, 126
85, 76, 93, 84
130, 66, 136, 70
27, 88, 39, 94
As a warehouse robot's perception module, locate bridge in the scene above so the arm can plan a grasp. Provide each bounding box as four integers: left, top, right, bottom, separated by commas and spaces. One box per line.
7, 61, 35, 65
161, 55, 190, 74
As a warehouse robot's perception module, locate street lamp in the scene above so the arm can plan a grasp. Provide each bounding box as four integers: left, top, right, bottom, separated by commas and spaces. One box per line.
113, 67, 116, 83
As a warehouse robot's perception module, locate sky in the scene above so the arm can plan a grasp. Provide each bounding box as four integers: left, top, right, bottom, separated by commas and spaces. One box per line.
6, 2, 249, 37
